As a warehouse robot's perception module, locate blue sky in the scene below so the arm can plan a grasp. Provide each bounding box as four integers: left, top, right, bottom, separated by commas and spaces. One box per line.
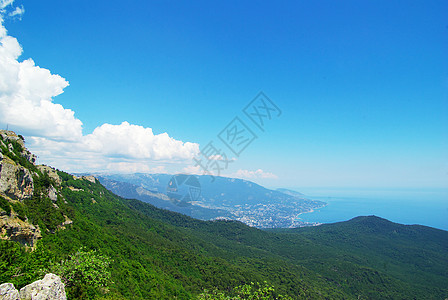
1, 0, 447, 189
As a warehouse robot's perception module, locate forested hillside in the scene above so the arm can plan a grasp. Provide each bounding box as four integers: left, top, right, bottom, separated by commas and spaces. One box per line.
1, 131, 447, 299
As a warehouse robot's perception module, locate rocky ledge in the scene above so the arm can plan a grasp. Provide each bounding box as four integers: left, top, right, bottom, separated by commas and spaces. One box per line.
0, 273, 66, 300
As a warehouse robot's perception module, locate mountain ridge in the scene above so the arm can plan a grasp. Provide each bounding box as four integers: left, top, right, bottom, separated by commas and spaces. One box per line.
94, 173, 325, 228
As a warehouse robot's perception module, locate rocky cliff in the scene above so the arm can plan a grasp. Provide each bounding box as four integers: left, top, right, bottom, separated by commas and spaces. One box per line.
0, 131, 70, 247
0, 131, 37, 201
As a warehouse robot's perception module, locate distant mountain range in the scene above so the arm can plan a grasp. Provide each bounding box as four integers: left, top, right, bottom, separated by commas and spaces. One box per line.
92, 173, 326, 228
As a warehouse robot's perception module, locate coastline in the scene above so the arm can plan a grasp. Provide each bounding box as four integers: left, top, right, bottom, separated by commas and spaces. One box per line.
292, 193, 448, 231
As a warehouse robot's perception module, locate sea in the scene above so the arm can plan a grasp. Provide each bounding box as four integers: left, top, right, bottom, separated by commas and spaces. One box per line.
292, 187, 448, 231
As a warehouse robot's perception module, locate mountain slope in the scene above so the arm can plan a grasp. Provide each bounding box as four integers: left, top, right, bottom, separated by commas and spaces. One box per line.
98, 177, 232, 220
96, 173, 325, 228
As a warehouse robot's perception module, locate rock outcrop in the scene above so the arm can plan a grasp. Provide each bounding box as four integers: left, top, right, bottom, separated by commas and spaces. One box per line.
47, 186, 58, 203
0, 210, 42, 247
0, 283, 19, 300
0, 131, 70, 247
82, 175, 96, 184
19, 274, 67, 300
0, 131, 36, 165
0, 131, 35, 201
0, 274, 66, 300
0, 156, 34, 201
36, 166, 61, 187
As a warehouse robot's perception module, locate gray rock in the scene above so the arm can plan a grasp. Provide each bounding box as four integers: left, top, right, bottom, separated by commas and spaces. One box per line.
36, 166, 61, 187
82, 175, 96, 183
19, 274, 66, 300
0, 283, 19, 300
0, 160, 34, 201
47, 185, 58, 203
22, 152, 37, 165
0, 131, 23, 147
0, 213, 42, 247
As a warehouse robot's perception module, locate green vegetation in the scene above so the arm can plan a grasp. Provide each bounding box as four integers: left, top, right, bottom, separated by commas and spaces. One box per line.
0, 195, 11, 215
10, 201, 27, 221
0, 136, 447, 299
24, 172, 65, 232
198, 282, 293, 299
0, 134, 38, 173
47, 248, 112, 299
0, 239, 55, 288
273, 216, 448, 298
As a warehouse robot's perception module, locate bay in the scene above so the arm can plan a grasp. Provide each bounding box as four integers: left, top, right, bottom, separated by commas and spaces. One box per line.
294, 187, 448, 231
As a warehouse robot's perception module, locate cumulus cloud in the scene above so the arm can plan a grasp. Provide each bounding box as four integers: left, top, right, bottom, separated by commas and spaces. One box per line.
0, 17, 81, 140
0, 8, 199, 173
24, 121, 200, 173
84, 122, 198, 160
233, 169, 278, 179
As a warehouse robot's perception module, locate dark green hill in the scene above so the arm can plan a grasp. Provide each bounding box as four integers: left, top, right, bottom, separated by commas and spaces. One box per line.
270, 216, 448, 299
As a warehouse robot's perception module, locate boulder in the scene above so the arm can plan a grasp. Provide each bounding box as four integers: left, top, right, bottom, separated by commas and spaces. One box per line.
19, 274, 66, 300
0, 283, 19, 300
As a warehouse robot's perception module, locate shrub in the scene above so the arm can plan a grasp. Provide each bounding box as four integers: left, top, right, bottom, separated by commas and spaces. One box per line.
49, 248, 112, 299
198, 282, 293, 300
0, 196, 11, 216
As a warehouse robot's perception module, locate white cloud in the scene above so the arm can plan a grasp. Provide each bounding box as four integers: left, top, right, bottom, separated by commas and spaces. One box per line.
0, 12, 200, 173
8, 5, 23, 19
84, 122, 198, 160
181, 165, 203, 175
233, 169, 278, 179
208, 154, 223, 160
0, 18, 81, 140
0, 0, 14, 10
106, 162, 153, 174
25, 124, 199, 174
208, 154, 237, 162
149, 165, 167, 173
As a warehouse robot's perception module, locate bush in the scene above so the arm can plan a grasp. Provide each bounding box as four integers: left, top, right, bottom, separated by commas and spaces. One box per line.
49, 248, 112, 299
10, 202, 27, 221
198, 282, 293, 300
0, 196, 11, 216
